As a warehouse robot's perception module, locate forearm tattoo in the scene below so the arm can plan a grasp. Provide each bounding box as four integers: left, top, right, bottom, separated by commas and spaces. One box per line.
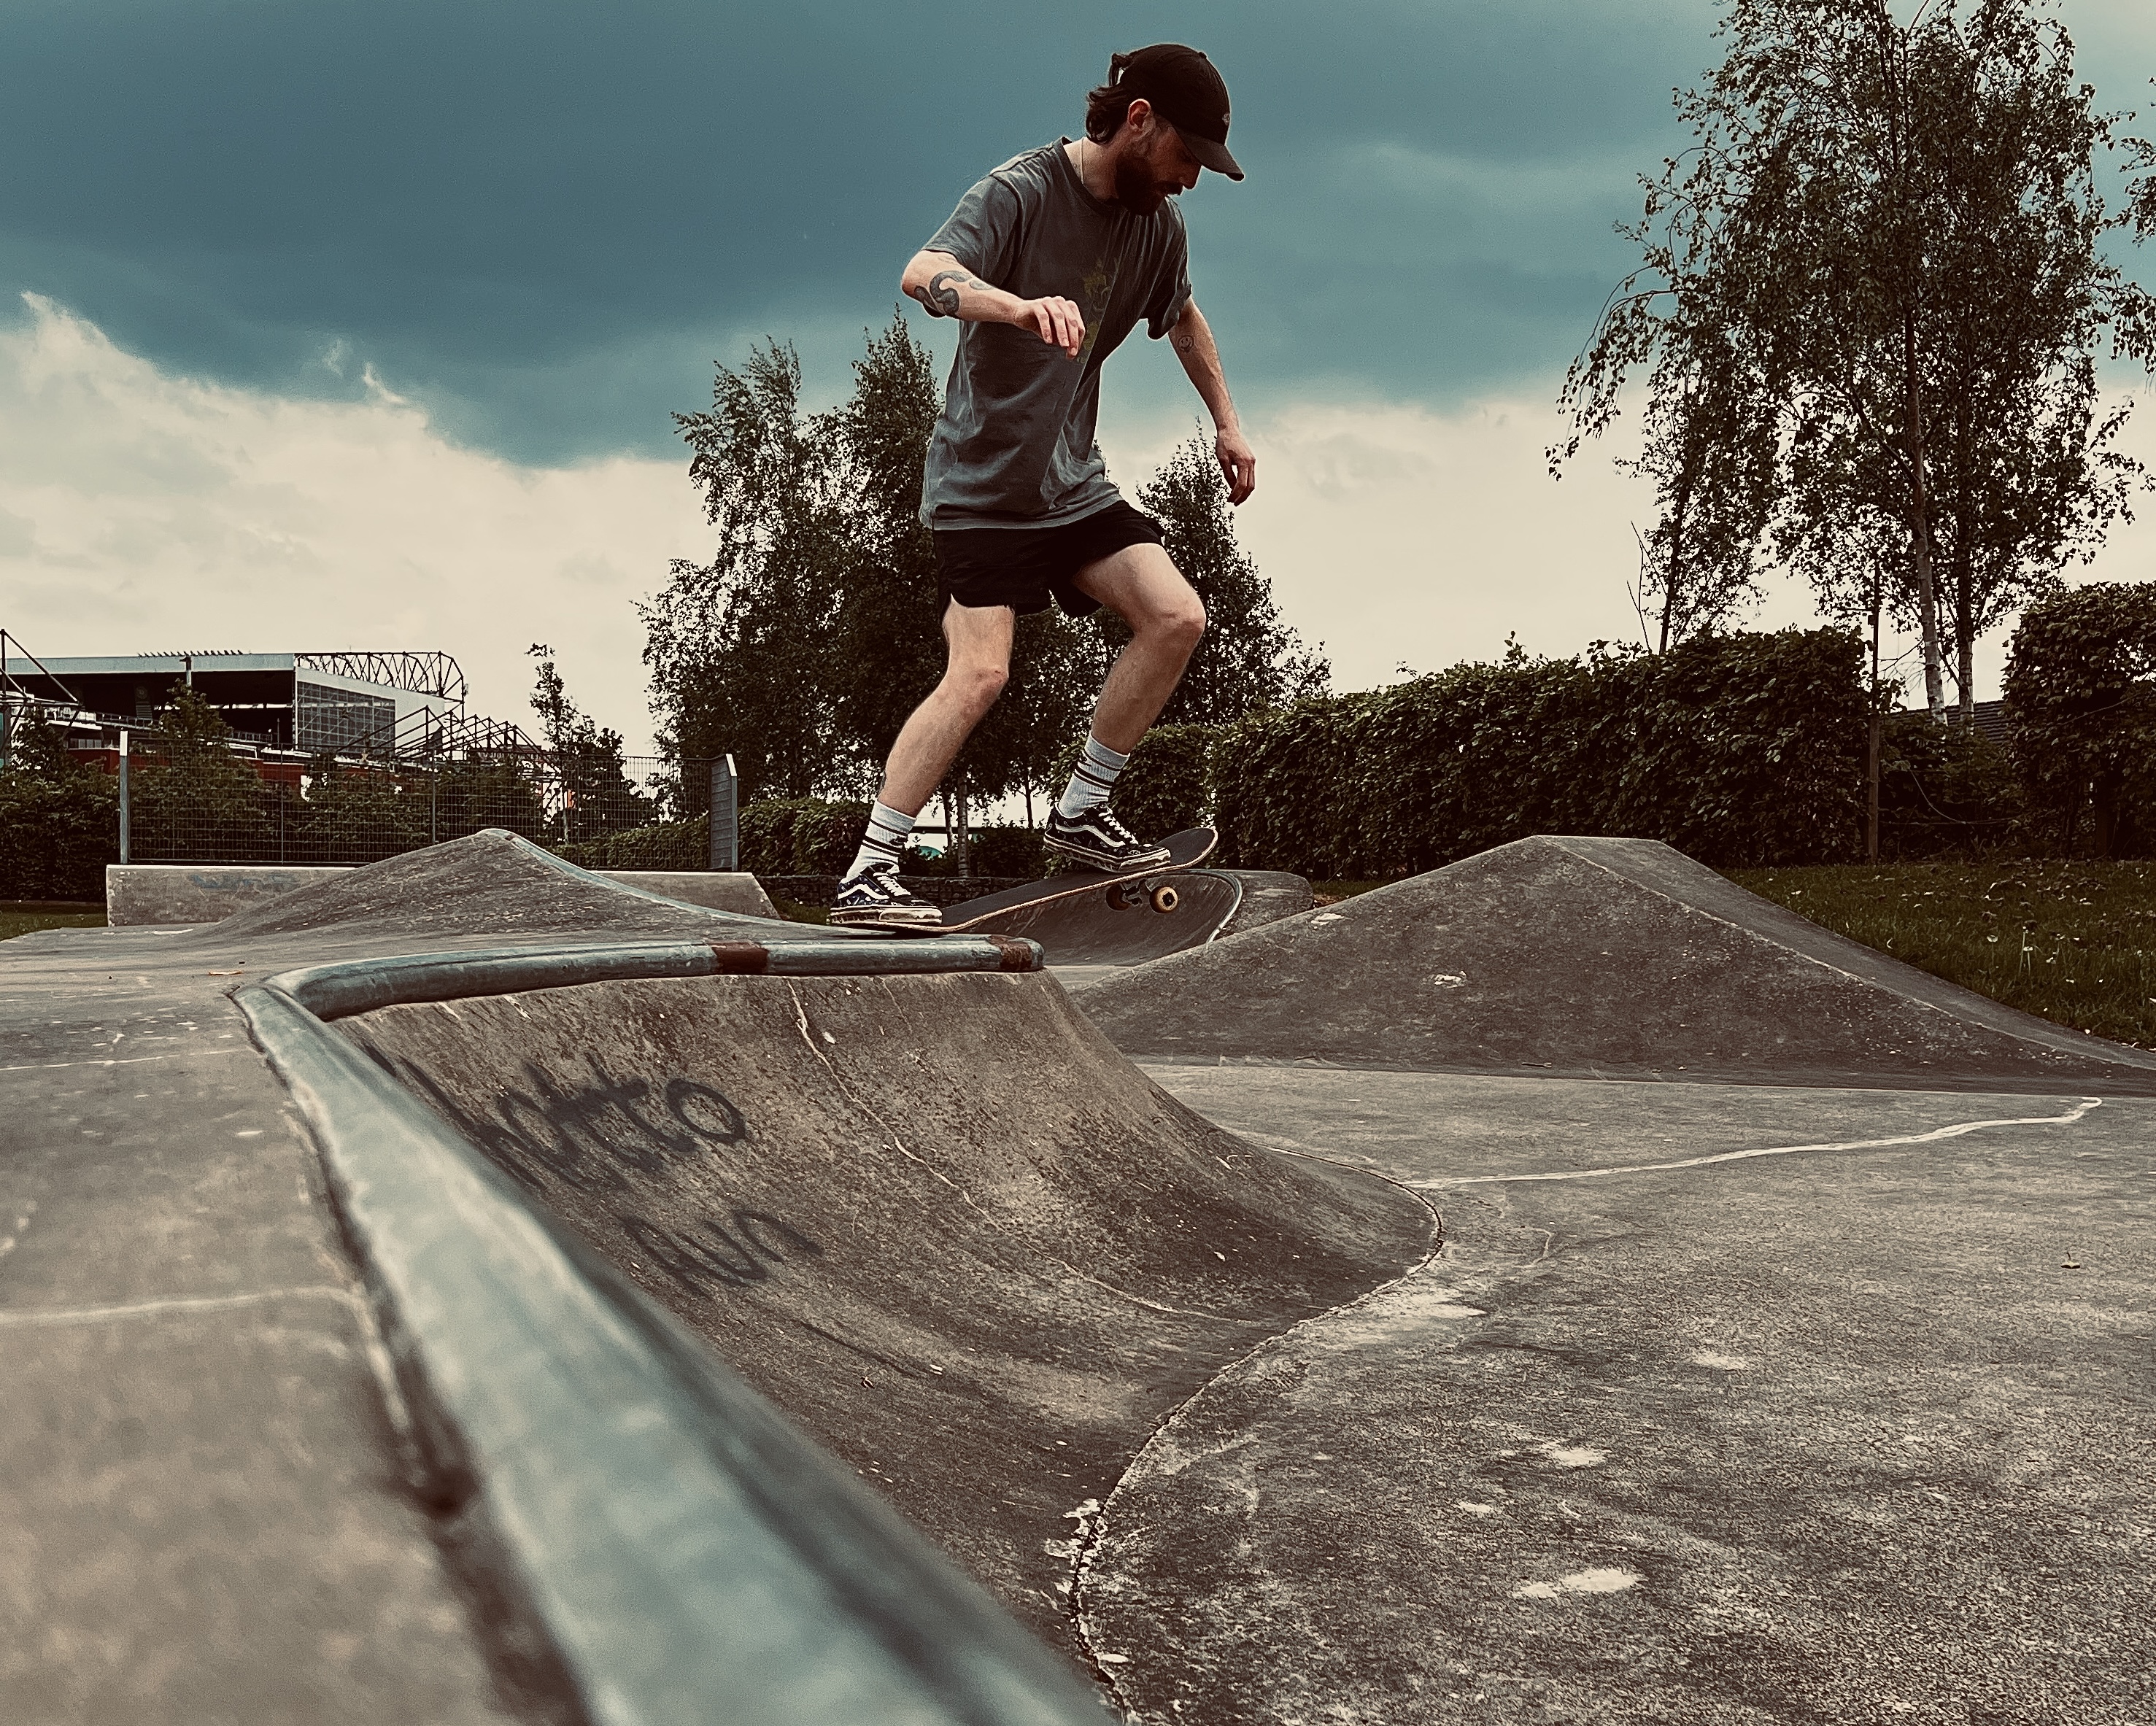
913, 268, 973, 317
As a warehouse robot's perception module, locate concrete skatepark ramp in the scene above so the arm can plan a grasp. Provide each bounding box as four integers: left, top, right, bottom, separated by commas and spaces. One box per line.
11, 827, 2150, 1724
2, 829, 1426, 1723
1073, 834, 2156, 1091
1054, 835, 2155, 1723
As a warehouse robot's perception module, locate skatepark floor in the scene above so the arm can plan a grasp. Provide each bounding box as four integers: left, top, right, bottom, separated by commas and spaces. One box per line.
1085, 1063, 2153, 1725
7, 830, 2152, 1725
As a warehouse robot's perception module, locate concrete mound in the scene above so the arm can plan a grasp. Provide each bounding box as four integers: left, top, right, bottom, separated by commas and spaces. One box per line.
333, 965, 1431, 1640
1071, 835, 2156, 1091
187, 827, 770, 945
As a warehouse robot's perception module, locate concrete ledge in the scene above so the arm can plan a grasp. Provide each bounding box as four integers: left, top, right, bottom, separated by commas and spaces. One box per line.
238, 941, 1097, 1726
108, 864, 349, 926
107, 863, 776, 926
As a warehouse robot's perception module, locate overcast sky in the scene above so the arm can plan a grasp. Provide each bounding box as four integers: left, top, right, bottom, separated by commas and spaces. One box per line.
4, 1, 2155, 754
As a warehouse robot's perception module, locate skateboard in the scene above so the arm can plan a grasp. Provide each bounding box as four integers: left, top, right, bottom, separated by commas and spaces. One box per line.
843, 827, 1218, 935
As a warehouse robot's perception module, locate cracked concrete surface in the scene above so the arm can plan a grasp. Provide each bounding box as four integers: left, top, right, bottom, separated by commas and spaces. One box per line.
1078, 1067, 2156, 1725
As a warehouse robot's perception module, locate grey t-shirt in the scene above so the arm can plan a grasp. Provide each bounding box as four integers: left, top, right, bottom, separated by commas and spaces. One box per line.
919, 139, 1193, 530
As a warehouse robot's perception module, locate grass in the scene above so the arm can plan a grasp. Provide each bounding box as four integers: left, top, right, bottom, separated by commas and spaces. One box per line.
1, 905, 106, 941
1726, 861, 2156, 1050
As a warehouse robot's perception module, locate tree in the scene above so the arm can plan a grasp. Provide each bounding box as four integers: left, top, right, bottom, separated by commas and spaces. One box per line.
1113, 433, 1328, 724
131, 684, 270, 862
1620, 327, 1781, 651
528, 645, 653, 843
1558, 0, 2155, 720
645, 339, 853, 802
646, 327, 1324, 824
0, 708, 117, 898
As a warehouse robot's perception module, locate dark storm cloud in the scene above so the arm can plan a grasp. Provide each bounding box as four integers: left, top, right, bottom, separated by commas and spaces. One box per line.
0, 0, 1722, 462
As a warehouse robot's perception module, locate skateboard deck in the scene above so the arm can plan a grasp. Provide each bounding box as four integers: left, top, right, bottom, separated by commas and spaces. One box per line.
852, 827, 1219, 936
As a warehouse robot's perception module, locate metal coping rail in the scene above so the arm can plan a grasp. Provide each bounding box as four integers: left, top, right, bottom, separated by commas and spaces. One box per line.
236, 928, 1097, 1726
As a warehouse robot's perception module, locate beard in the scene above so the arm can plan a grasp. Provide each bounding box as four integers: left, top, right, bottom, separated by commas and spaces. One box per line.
1113, 147, 1178, 216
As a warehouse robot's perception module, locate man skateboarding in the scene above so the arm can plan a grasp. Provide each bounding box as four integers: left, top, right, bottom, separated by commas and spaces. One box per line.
831, 42, 1253, 929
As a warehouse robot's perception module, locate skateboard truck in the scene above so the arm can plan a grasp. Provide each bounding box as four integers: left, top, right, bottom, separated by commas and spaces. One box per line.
1107, 878, 1181, 915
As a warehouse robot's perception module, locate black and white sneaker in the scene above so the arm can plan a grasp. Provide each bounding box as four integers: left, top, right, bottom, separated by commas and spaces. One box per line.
829, 859, 943, 929
1043, 805, 1172, 874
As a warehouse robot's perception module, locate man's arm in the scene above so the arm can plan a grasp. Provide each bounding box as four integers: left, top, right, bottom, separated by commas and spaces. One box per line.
901, 249, 1086, 359
1170, 301, 1256, 503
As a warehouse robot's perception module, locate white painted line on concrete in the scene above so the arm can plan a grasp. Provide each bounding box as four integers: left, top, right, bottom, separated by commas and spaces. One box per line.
1438, 1097, 2104, 1185
0, 1047, 250, 1075
0, 1285, 363, 1329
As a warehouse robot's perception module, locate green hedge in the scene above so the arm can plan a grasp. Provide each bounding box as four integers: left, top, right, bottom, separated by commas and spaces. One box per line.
0, 767, 119, 899
1211, 629, 1867, 874
555, 813, 711, 872
2004, 581, 2156, 857
738, 798, 872, 875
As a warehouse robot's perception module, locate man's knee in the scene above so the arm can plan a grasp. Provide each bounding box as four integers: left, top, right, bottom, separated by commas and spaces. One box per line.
1148, 588, 1206, 652
946, 660, 1009, 715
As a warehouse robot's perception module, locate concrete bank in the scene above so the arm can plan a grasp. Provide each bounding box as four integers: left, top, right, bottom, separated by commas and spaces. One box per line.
105, 862, 779, 926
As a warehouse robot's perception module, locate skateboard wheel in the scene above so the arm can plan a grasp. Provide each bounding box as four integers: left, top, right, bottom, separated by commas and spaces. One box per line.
1149, 883, 1180, 915
1106, 881, 1145, 910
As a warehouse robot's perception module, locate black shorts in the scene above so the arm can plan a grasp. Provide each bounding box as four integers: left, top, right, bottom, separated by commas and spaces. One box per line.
933, 500, 1164, 619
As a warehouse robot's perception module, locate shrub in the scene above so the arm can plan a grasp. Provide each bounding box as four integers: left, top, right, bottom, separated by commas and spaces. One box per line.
2004, 581, 2156, 857
555, 813, 711, 871
1212, 628, 1867, 873
956, 823, 1046, 877
1874, 713, 2025, 860
0, 721, 118, 899
738, 798, 871, 875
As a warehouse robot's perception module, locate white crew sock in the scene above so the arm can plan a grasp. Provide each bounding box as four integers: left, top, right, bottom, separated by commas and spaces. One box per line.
845, 800, 916, 880
1056, 735, 1129, 820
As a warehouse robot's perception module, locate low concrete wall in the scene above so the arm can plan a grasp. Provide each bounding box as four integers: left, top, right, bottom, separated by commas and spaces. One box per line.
602, 870, 777, 919
107, 863, 777, 926
107, 865, 349, 927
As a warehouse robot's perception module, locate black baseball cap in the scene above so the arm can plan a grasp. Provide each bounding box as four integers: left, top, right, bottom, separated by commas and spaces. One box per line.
1108, 44, 1243, 181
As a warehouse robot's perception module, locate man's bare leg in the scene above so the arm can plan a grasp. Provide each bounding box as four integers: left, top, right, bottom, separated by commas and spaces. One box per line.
834, 601, 1015, 924
1072, 541, 1208, 751
1042, 542, 1206, 867
876, 600, 1015, 813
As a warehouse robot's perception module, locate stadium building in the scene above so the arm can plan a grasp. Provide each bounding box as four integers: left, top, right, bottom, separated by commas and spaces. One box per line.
3, 649, 468, 757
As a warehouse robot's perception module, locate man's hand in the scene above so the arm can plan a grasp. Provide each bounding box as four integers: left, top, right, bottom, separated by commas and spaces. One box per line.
1170, 301, 1254, 503
1217, 425, 1257, 504
1021, 295, 1086, 359
903, 250, 1084, 357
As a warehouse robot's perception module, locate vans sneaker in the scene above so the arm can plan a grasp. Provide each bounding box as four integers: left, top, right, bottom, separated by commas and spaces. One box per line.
829, 859, 943, 929
1043, 806, 1172, 874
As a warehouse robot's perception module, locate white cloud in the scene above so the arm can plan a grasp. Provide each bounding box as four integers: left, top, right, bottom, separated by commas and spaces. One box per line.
0, 295, 707, 756
1104, 377, 2156, 705
4, 293, 2152, 792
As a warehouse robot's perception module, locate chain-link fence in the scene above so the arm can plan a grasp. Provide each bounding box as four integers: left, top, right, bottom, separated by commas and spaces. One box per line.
113, 738, 727, 868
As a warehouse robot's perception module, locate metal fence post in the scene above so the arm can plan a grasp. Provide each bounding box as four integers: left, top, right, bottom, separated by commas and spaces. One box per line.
117, 729, 131, 866
708, 755, 738, 871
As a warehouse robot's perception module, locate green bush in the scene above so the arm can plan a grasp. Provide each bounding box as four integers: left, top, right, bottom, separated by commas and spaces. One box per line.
738, 798, 870, 875
1213, 628, 1867, 873
1875, 713, 2025, 860
0, 722, 118, 898
2004, 581, 2156, 857
555, 813, 711, 871
293, 765, 425, 864
921, 823, 1043, 878
963, 823, 1047, 877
